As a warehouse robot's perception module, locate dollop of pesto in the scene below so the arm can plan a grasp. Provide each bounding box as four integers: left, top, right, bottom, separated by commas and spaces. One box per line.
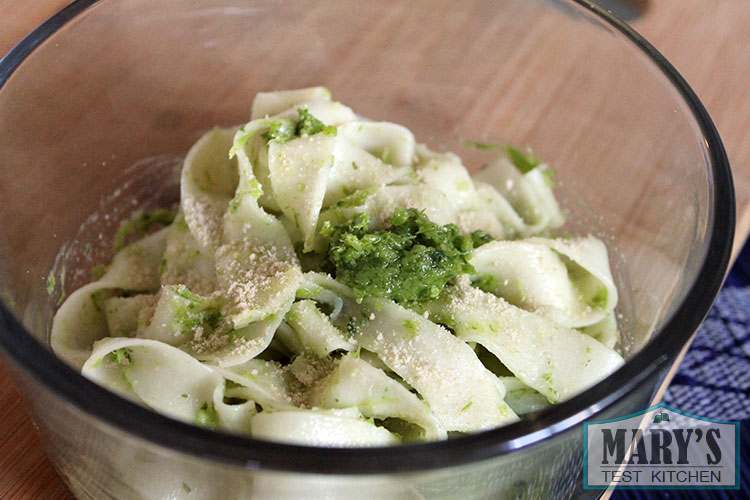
325, 207, 492, 303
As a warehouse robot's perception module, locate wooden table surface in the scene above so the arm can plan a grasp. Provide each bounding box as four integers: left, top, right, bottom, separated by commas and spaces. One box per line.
1, 1, 749, 498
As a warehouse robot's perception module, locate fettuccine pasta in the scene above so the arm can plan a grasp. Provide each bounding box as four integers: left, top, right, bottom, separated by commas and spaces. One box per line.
51, 87, 623, 446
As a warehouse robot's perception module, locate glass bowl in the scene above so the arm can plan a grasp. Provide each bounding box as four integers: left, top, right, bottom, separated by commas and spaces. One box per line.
0, 0, 734, 499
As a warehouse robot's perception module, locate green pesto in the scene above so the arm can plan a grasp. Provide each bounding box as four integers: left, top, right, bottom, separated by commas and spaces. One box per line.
195, 402, 219, 428
379, 147, 392, 165
174, 285, 203, 302
112, 209, 176, 253
157, 256, 168, 276
228, 196, 241, 214
296, 286, 322, 299
469, 230, 493, 248
461, 140, 547, 174
588, 285, 609, 309
284, 305, 299, 323
46, 272, 55, 295
363, 394, 400, 408
264, 118, 296, 143
228, 124, 251, 159
472, 273, 497, 293
346, 316, 360, 339
325, 207, 492, 303
230, 109, 331, 158
296, 108, 326, 136
319, 220, 334, 238
542, 370, 561, 403
248, 177, 264, 200
171, 285, 222, 332
91, 289, 108, 312
108, 348, 133, 365
547, 388, 561, 403
459, 138, 502, 151
331, 187, 377, 209
229, 177, 264, 213
344, 312, 371, 340
401, 319, 419, 340
502, 145, 542, 174
541, 166, 556, 188
57, 267, 67, 305
505, 145, 557, 187
461, 140, 555, 183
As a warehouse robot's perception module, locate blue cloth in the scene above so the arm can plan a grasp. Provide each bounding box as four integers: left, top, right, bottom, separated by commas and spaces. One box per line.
612, 242, 750, 498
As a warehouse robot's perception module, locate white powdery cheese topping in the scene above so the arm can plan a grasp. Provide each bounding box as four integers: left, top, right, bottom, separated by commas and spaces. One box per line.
215, 240, 297, 320
182, 195, 226, 250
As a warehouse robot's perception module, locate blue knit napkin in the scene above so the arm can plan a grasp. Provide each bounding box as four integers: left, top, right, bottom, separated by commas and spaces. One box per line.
612, 242, 750, 498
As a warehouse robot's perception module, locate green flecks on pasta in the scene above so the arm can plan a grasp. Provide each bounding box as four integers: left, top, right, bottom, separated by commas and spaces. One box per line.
296, 108, 326, 136
401, 319, 419, 340
380, 147, 392, 165
108, 348, 133, 365
195, 402, 219, 428
502, 145, 542, 174
265, 118, 296, 143
459, 138, 501, 151
46, 272, 55, 295
589, 285, 609, 309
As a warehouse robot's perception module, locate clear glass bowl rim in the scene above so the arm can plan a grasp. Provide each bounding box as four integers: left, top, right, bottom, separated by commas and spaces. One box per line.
0, 0, 735, 475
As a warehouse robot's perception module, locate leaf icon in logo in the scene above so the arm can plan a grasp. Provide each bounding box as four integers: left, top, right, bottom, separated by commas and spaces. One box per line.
652, 412, 669, 424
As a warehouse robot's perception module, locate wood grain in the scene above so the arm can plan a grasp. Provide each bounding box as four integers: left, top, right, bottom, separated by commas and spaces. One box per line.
0, 1, 748, 498
0, 360, 70, 500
